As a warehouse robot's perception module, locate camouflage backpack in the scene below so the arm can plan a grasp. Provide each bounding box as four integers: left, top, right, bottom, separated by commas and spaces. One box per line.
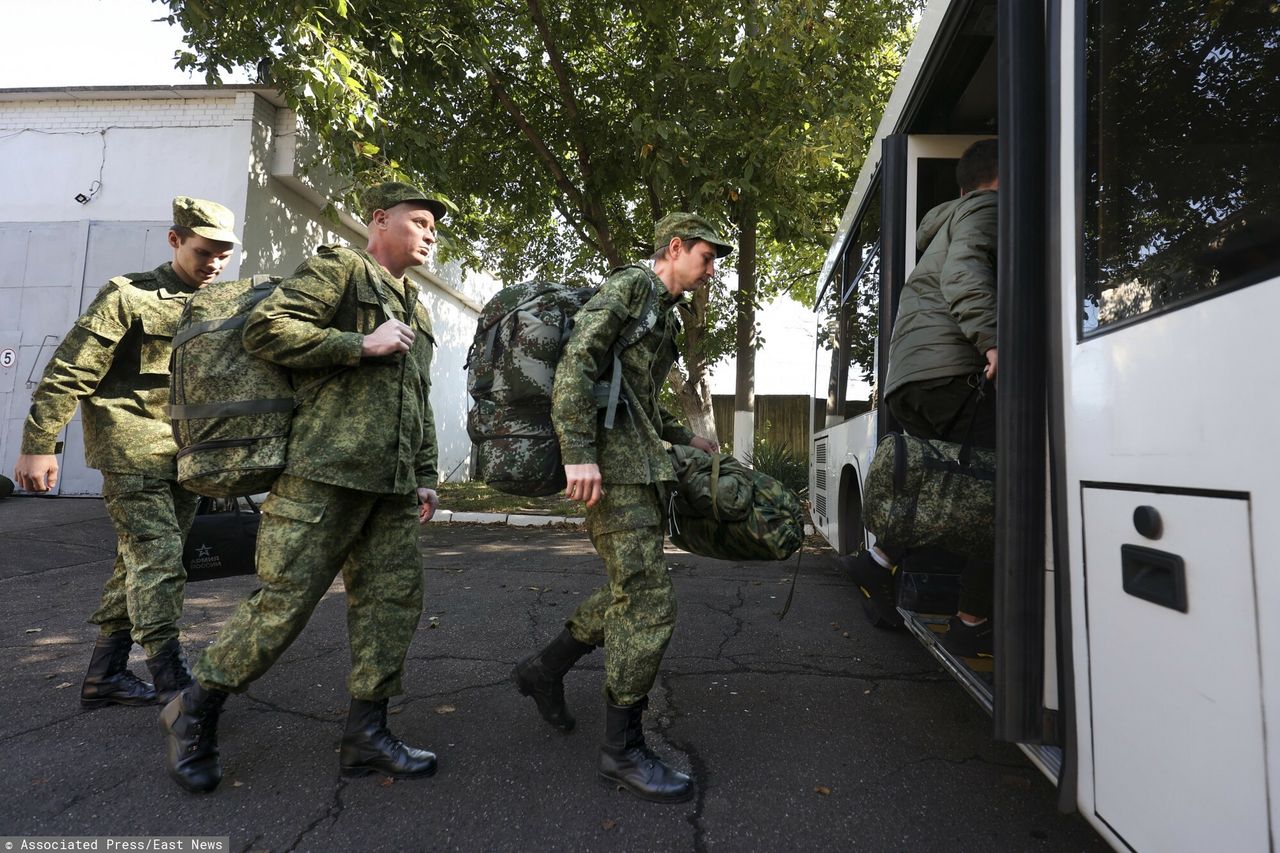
169, 274, 356, 498
465, 272, 656, 496
861, 432, 997, 559
666, 445, 806, 562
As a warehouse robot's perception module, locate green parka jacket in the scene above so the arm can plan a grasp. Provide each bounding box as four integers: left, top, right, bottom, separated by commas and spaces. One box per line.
884, 189, 997, 399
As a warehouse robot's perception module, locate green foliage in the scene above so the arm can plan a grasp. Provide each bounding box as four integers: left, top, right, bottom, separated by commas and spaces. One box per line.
747, 431, 808, 499
160, 0, 919, 380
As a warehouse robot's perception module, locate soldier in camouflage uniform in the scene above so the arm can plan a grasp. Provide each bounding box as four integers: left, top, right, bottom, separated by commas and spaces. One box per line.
513, 212, 732, 804
13, 197, 239, 708
160, 182, 445, 794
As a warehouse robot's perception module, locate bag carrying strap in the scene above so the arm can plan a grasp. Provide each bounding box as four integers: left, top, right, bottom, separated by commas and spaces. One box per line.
172, 275, 279, 350
776, 548, 803, 620
196, 494, 261, 515
936, 371, 988, 468
709, 452, 722, 523
601, 283, 659, 430
359, 257, 409, 324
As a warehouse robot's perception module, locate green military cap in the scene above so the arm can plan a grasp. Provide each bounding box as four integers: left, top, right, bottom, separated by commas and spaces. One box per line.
361, 181, 448, 222
654, 211, 733, 258
172, 196, 240, 244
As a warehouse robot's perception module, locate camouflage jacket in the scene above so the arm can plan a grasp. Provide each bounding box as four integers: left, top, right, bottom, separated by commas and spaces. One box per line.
21, 262, 197, 478
242, 245, 438, 494
552, 265, 694, 484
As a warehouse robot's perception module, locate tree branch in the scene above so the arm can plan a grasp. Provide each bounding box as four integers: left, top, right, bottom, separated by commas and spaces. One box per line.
523, 0, 622, 266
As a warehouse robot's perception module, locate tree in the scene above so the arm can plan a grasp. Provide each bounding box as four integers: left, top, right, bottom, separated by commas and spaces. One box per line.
162, 0, 916, 443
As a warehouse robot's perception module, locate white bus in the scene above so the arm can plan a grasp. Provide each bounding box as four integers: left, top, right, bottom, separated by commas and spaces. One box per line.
809, 0, 1279, 850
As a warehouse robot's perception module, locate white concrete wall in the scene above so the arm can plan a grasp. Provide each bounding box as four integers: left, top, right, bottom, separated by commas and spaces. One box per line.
0, 87, 484, 494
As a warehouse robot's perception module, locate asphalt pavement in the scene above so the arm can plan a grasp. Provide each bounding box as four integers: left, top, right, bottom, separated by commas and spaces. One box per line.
0, 495, 1109, 852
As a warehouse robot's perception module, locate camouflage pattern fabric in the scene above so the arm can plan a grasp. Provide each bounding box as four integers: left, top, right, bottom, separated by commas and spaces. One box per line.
242, 245, 438, 494
91, 472, 199, 655
21, 263, 198, 478
667, 460, 805, 562
466, 281, 598, 495
193, 473, 424, 700
552, 265, 694, 485
566, 484, 674, 706
172, 196, 240, 244
667, 444, 753, 522
170, 275, 293, 497
862, 432, 997, 560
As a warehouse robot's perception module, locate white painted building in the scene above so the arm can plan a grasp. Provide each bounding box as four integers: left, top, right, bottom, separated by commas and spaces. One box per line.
0, 85, 489, 495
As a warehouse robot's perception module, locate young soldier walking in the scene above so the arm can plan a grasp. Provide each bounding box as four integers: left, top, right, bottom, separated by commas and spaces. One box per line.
13, 197, 238, 707
160, 182, 444, 794
513, 212, 731, 803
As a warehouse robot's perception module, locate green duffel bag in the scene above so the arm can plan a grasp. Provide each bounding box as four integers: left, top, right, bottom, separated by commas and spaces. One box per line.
666, 445, 805, 561
862, 432, 996, 560
667, 444, 754, 522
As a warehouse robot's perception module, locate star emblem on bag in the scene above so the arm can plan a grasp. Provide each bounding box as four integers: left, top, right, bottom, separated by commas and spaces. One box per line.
196, 544, 212, 559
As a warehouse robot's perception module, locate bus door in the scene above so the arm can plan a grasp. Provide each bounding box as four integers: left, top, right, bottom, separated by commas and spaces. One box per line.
881, 134, 1005, 702
1057, 2, 1279, 849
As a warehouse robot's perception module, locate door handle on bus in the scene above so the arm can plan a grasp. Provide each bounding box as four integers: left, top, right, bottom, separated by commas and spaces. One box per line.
1120, 544, 1188, 613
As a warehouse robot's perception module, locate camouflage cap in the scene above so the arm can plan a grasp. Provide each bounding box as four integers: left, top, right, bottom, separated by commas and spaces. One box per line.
172, 196, 240, 245
654, 212, 733, 258
361, 181, 448, 222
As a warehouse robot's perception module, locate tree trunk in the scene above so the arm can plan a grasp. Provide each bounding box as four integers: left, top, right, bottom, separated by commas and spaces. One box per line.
669, 288, 718, 442
732, 203, 758, 463
667, 365, 717, 441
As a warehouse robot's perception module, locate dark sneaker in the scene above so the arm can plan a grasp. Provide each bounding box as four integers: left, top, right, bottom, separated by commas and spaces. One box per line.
846, 551, 901, 629
940, 616, 994, 659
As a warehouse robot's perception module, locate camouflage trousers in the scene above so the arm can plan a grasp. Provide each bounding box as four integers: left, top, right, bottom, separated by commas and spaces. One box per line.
91, 472, 199, 655
194, 473, 424, 701
567, 483, 675, 706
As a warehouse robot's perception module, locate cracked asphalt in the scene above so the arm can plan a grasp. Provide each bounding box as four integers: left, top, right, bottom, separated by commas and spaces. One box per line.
0, 496, 1109, 852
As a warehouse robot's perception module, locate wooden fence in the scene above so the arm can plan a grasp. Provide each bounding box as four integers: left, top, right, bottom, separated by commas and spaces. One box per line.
709, 395, 871, 463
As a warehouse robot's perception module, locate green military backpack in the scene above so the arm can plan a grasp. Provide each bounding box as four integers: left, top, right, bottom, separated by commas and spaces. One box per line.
465, 273, 656, 497
169, 275, 299, 498
665, 445, 806, 562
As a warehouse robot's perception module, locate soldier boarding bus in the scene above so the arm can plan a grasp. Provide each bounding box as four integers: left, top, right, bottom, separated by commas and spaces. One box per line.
809, 0, 1279, 851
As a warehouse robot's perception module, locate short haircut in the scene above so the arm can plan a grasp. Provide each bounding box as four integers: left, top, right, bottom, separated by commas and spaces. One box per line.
171, 225, 196, 240
650, 236, 708, 262
956, 138, 999, 194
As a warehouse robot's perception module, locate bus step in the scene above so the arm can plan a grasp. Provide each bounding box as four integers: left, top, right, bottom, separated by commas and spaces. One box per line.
900, 609, 995, 714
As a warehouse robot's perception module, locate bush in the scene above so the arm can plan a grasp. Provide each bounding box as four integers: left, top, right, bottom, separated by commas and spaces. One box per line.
747, 435, 808, 499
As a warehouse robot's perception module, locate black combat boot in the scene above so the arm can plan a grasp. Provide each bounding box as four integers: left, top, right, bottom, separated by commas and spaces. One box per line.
80, 630, 157, 709
512, 629, 596, 732
160, 681, 228, 794
146, 638, 194, 704
339, 698, 437, 779
598, 697, 693, 803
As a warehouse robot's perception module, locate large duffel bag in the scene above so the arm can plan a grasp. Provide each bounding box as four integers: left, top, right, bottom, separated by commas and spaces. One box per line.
666, 445, 805, 562
862, 431, 996, 560
169, 275, 291, 498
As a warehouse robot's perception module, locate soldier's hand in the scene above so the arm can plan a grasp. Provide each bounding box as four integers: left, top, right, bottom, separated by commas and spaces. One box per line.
417, 487, 439, 523
984, 347, 998, 383
564, 464, 603, 508
362, 318, 416, 357
690, 436, 719, 453
14, 454, 59, 493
